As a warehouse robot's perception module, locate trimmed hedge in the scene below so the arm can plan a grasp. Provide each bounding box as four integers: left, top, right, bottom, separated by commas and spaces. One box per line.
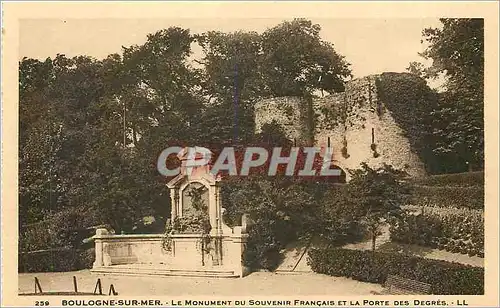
413, 172, 484, 187
390, 207, 484, 257
19, 248, 95, 273
307, 248, 484, 295
19, 248, 78, 273
411, 185, 484, 210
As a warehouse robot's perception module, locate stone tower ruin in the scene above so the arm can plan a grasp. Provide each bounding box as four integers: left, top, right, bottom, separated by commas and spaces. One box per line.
254, 74, 426, 181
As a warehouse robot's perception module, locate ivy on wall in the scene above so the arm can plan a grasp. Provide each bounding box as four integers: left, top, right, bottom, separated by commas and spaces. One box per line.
375, 73, 440, 173
315, 79, 372, 133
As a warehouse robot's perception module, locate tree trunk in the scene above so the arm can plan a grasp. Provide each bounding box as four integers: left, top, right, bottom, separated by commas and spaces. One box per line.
371, 234, 377, 252
132, 125, 138, 148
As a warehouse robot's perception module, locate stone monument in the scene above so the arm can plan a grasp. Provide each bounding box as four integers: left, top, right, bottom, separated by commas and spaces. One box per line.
92, 147, 249, 277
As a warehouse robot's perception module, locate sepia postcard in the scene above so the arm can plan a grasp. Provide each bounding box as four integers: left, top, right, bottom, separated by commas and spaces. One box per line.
1, 1, 499, 307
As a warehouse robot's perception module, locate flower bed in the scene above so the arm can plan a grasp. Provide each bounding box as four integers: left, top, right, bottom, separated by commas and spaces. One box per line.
390, 206, 484, 257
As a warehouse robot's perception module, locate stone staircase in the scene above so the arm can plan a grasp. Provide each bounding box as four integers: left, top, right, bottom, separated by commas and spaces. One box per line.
274, 239, 316, 273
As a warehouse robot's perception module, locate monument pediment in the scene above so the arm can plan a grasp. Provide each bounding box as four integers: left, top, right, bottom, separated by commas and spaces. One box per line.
166, 169, 219, 189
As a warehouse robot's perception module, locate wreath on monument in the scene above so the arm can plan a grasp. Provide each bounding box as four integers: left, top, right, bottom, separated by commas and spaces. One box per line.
162, 186, 214, 258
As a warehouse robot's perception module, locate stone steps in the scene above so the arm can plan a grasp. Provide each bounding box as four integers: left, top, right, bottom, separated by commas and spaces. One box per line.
274, 238, 319, 273
91, 265, 239, 278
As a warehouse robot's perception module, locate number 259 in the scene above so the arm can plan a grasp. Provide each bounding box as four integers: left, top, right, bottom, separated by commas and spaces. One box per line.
35, 301, 50, 306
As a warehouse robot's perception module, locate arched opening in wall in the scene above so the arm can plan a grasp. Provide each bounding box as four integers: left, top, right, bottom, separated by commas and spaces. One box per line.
325, 165, 347, 184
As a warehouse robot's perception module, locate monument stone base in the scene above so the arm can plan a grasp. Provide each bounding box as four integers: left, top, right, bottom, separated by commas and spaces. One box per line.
91, 229, 249, 278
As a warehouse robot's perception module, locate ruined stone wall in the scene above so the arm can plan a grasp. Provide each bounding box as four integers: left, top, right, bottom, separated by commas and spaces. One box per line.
254, 75, 427, 180
254, 97, 309, 145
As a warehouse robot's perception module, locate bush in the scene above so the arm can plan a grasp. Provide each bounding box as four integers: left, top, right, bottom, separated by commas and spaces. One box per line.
223, 164, 411, 270
222, 176, 367, 270
390, 207, 484, 257
221, 176, 319, 270
19, 221, 53, 252
76, 248, 95, 269
307, 248, 484, 295
316, 185, 366, 245
243, 224, 283, 271
19, 208, 95, 253
413, 172, 484, 187
19, 209, 97, 273
411, 185, 484, 210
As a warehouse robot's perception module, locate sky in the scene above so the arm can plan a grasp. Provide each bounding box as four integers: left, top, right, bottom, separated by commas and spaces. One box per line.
19, 18, 444, 87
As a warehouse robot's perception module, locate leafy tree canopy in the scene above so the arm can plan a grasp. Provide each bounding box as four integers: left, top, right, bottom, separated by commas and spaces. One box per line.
413, 19, 484, 172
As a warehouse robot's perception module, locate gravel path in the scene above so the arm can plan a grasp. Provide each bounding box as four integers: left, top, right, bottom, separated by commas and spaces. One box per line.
19, 270, 383, 296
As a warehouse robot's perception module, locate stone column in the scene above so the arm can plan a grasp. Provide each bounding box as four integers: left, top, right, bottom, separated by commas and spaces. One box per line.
225, 234, 249, 277
215, 185, 222, 234
212, 184, 223, 265
170, 188, 178, 220
208, 185, 218, 236
93, 228, 108, 268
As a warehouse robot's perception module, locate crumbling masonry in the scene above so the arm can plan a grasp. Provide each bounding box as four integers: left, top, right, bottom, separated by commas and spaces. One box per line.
254, 74, 426, 181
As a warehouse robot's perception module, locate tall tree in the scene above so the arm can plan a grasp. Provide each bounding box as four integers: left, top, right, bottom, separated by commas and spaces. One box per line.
406, 61, 427, 78
420, 18, 484, 172
196, 31, 265, 102
261, 19, 351, 97
195, 31, 264, 145
120, 27, 203, 147
19, 55, 105, 225
84, 27, 204, 231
